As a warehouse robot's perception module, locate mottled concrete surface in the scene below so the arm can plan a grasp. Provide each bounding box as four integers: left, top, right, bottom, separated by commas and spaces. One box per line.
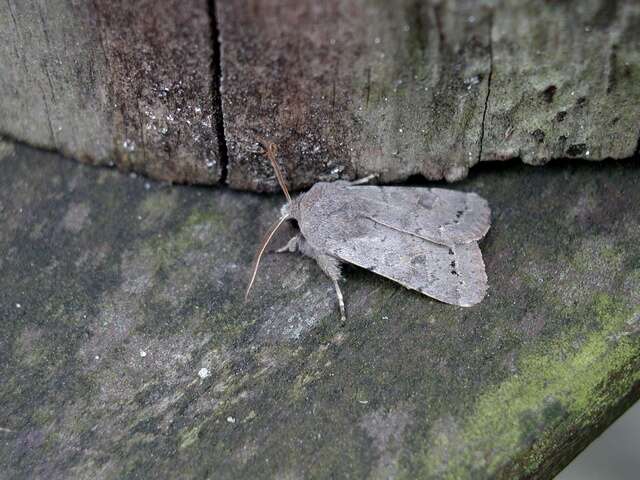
1, 143, 640, 479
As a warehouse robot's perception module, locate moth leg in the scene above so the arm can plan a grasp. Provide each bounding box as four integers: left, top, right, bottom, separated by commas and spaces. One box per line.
315, 253, 347, 322
349, 174, 377, 186
332, 279, 347, 323
275, 234, 300, 253
296, 237, 347, 322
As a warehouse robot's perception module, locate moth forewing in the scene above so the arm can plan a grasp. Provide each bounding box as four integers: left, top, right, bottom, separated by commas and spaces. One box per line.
324, 184, 490, 246
294, 182, 491, 309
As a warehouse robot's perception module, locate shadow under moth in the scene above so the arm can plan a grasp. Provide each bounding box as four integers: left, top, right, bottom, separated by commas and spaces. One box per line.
246, 141, 491, 321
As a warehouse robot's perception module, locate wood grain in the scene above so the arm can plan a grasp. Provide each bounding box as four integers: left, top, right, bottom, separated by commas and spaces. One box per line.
218, 0, 640, 191
1, 0, 639, 189
0, 0, 223, 183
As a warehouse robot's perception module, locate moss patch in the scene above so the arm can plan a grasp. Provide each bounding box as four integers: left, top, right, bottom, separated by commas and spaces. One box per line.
413, 294, 640, 478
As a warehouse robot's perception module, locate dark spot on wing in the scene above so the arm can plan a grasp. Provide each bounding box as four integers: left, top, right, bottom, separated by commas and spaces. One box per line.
450, 259, 458, 276
441, 200, 469, 231
411, 255, 426, 266
448, 248, 454, 256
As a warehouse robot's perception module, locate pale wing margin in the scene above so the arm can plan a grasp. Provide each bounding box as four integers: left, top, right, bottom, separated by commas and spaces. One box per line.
345, 185, 491, 246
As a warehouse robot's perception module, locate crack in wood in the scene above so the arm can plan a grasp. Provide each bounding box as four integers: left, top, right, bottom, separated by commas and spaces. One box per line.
479, 12, 493, 164
209, 0, 229, 184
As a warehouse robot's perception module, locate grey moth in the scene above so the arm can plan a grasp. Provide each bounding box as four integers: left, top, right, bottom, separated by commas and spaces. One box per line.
246, 141, 491, 322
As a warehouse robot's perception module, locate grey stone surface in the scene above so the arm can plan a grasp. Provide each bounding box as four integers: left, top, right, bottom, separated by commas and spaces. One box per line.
2, 143, 640, 479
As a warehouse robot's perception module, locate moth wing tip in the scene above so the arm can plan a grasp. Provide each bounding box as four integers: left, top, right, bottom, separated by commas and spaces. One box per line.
457, 281, 488, 307
457, 297, 484, 308
456, 292, 487, 307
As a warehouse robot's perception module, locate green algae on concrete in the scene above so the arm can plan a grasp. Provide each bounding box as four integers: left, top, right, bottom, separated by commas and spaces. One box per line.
414, 294, 640, 479
1, 144, 640, 479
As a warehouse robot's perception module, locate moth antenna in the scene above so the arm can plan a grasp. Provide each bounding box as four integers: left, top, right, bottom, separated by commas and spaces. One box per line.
245, 214, 290, 301
258, 138, 292, 203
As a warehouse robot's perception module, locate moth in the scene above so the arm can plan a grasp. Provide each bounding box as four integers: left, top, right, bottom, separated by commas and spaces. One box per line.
246, 141, 491, 321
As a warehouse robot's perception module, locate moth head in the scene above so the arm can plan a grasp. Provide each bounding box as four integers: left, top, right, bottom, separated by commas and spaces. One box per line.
245, 139, 293, 301
280, 202, 291, 218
